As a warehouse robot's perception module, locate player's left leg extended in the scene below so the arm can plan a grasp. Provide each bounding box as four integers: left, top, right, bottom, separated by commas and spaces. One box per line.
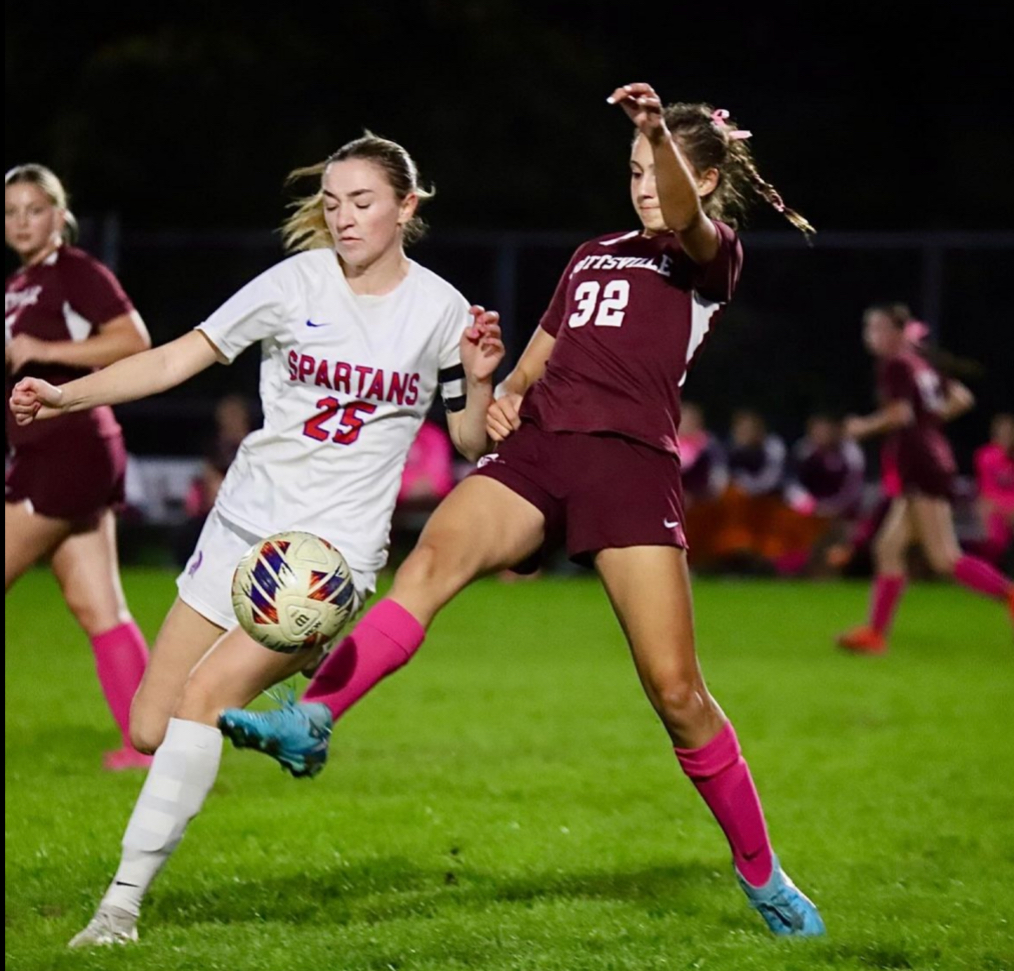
595, 545, 825, 937
70, 627, 315, 947
911, 496, 1013, 622
50, 510, 152, 770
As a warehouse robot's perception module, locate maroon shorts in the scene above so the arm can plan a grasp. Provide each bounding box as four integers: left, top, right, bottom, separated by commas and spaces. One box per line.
5, 432, 126, 522
472, 422, 687, 567
889, 436, 956, 501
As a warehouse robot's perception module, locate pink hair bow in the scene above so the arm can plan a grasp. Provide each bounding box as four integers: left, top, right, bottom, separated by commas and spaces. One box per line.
904, 320, 930, 345
711, 108, 752, 140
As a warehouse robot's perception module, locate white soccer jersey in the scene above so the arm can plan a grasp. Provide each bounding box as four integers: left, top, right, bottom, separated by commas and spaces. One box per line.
197, 248, 470, 575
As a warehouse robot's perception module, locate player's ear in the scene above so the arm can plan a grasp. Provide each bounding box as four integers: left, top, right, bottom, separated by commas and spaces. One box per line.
398, 192, 419, 227
696, 167, 720, 199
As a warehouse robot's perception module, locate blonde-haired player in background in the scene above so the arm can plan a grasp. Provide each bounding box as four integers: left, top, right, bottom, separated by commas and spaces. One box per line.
6, 163, 153, 771
11, 133, 504, 947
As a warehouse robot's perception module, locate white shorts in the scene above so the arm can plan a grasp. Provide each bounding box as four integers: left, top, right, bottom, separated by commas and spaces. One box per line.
176, 509, 375, 631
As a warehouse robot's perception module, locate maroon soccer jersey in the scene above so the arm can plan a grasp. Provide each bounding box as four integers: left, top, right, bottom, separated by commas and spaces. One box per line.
877, 350, 957, 496
5, 246, 132, 446
521, 221, 742, 455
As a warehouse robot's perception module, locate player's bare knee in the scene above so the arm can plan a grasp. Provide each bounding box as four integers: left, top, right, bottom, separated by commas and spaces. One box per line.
927, 550, 959, 577
397, 537, 468, 592
652, 677, 709, 732
173, 678, 222, 729
66, 597, 119, 638
129, 711, 167, 755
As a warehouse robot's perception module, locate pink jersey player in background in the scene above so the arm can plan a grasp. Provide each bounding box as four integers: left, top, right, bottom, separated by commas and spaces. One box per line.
5, 164, 152, 771
397, 419, 455, 505
974, 413, 1014, 565
837, 303, 1013, 653
220, 82, 826, 937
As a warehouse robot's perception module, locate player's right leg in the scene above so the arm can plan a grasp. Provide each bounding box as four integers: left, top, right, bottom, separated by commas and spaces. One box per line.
220, 475, 547, 772
4, 499, 72, 592
67, 599, 225, 948
837, 498, 912, 654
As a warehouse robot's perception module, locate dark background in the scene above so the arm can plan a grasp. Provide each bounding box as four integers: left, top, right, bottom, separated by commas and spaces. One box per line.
6, 3, 1012, 464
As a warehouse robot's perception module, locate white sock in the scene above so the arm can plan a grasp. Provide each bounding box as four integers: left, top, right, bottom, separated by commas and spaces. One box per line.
101, 718, 222, 917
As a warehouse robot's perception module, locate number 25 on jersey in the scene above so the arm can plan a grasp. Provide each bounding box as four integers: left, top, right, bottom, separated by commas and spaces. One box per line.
568, 280, 631, 329
303, 398, 376, 445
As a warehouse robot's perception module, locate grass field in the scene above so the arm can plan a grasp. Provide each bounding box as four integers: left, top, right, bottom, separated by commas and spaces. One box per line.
5, 568, 1013, 971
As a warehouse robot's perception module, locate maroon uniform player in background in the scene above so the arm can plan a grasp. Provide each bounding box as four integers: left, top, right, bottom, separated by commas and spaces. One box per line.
5, 165, 152, 770
837, 303, 1013, 653
219, 84, 826, 936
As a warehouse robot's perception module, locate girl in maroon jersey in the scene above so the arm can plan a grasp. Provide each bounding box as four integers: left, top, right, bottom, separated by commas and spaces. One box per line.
5, 165, 153, 770
221, 84, 826, 936
837, 304, 1013, 653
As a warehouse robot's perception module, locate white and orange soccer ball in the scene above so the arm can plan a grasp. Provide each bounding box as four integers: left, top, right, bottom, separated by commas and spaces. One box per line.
231, 531, 356, 654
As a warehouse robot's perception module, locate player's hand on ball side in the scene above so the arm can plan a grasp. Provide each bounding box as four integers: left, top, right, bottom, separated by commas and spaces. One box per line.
462, 305, 505, 383
487, 392, 522, 443
9, 377, 64, 425
607, 82, 666, 140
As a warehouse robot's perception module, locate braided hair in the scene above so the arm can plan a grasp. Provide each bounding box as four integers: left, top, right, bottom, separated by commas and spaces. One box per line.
662, 103, 814, 240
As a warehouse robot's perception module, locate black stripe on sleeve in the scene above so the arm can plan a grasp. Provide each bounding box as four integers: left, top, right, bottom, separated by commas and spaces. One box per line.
443, 395, 467, 413
438, 363, 466, 385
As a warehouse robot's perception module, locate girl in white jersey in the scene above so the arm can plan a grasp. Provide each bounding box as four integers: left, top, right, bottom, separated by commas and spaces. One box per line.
11, 133, 504, 947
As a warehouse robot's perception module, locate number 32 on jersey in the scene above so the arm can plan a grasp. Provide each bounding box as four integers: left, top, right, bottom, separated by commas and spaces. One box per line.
568, 280, 631, 329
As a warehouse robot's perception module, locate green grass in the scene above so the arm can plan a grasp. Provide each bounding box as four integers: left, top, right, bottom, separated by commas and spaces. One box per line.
5, 568, 1013, 971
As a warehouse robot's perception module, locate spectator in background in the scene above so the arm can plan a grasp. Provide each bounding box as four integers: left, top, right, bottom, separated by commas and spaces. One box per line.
679, 402, 728, 506
727, 409, 787, 497
775, 415, 865, 575
397, 419, 455, 507
974, 413, 1014, 566
173, 394, 255, 566
705, 409, 786, 571
390, 419, 455, 560
679, 403, 727, 567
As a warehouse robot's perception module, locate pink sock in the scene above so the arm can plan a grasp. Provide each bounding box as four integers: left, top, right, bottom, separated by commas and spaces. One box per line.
304, 599, 426, 720
90, 621, 149, 745
675, 721, 773, 887
868, 574, 907, 635
953, 554, 1012, 601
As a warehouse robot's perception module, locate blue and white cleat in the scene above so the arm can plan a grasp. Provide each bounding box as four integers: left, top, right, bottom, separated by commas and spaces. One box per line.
218, 701, 333, 779
736, 856, 826, 937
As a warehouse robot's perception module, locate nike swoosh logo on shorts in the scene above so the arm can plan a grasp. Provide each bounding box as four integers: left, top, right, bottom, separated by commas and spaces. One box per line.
305, 319, 331, 328
664, 518, 680, 529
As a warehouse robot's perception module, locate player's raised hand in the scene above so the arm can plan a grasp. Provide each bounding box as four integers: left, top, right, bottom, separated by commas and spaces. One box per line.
487, 391, 523, 443
607, 83, 667, 140
9, 376, 65, 425
461, 305, 505, 383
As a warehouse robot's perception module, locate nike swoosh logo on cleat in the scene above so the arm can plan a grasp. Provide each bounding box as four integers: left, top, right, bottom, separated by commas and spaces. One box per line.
305, 320, 331, 328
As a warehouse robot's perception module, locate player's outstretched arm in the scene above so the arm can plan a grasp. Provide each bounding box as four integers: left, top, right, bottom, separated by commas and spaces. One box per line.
843, 401, 914, 442
940, 381, 975, 422
608, 82, 720, 265
9, 330, 221, 425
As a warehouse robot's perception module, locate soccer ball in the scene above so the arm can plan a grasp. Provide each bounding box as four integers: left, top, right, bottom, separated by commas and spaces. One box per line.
231, 531, 356, 654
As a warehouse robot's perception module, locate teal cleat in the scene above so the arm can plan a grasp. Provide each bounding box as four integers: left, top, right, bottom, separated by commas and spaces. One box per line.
218, 701, 333, 779
736, 856, 826, 937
